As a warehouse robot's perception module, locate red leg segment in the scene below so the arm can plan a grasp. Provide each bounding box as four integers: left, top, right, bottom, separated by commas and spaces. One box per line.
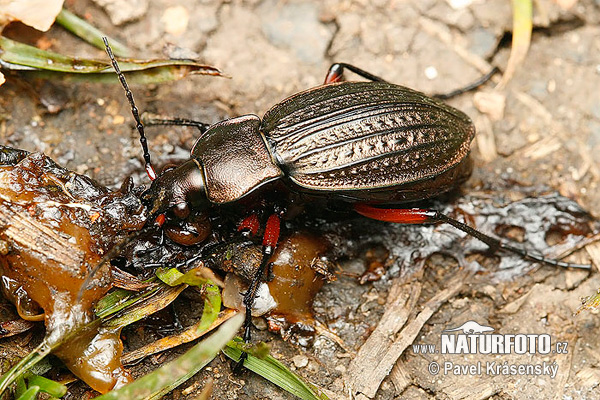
262, 214, 281, 249
324, 63, 345, 84
154, 213, 166, 227
323, 63, 388, 85
238, 214, 260, 236
146, 164, 157, 181
354, 204, 437, 224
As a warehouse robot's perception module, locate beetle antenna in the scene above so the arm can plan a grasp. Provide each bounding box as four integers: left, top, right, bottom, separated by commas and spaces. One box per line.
103, 37, 157, 181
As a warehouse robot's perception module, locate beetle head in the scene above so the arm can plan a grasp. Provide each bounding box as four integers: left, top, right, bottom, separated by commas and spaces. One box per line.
141, 158, 208, 218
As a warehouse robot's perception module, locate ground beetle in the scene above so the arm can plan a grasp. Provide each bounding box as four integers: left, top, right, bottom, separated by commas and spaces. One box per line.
102, 38, 589, 368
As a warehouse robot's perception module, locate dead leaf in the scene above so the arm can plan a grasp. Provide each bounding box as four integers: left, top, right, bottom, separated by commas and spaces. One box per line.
0, 0, 65, 31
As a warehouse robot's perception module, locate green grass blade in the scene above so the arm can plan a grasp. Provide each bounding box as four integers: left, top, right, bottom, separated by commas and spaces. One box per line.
15, 385, 39, 400
0, 36, 222, 85
55, 9, 132, 57
196, 284, 221, 333
223, 339, 328, 400
94, 314, 244, 400
0, 343, 52, 395
156, 267, 222, 332
27, 374, 67, 397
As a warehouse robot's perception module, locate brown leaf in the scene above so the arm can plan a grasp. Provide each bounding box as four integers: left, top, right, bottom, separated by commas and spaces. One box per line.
0, 0, 65, 31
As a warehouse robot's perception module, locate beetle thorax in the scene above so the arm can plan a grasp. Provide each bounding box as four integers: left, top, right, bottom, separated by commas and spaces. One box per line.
190, 115, 283, 204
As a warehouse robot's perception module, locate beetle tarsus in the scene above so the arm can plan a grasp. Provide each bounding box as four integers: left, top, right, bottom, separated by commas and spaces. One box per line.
434, 212, 590, 269
235, 249, 273, 372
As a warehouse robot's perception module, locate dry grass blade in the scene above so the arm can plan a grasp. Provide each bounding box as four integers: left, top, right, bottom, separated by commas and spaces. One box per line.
122, 309, 238, 365
497, 0, 533, 89
102, 285, 186, 330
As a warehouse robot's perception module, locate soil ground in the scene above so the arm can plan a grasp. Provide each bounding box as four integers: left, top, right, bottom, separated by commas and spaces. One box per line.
1, 0, 600, 399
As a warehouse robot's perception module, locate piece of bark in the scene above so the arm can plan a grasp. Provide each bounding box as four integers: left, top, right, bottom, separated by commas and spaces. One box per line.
346, 269, 470, 398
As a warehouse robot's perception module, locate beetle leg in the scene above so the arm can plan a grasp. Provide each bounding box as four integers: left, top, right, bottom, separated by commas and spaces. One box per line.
141, 113, 210, 134
324, 63, 388, 84
235, 213, 281, 372
237, 213, 261, 236
354, 204, 590, 270
432, 67, 500, 100
324, 62, 499, 100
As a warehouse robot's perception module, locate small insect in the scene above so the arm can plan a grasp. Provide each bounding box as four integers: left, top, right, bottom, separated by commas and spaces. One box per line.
102, 38, 588, 368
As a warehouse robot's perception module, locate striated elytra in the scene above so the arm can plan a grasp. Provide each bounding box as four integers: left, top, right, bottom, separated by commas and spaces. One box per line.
145, 80, 474, 213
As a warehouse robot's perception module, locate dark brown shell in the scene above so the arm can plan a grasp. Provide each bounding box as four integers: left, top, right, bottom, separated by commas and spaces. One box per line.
191, 115, 283, 203
261, 81, 475, 201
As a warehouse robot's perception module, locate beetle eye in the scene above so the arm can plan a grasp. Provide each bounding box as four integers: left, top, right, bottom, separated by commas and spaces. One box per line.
173, 202, 190, 219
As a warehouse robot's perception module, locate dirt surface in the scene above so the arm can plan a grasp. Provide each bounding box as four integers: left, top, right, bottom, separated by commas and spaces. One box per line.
1, 0, 600, 399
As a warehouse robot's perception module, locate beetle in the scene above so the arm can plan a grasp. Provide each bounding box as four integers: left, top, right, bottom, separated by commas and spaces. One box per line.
102, 39, 588, 367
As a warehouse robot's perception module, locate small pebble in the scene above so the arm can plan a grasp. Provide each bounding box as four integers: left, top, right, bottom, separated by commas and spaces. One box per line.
162, 6, 189, 36
292, 354, 309, 368
424, 66, 438, 80
447, 0, 473, 9
112, 115, 125, 125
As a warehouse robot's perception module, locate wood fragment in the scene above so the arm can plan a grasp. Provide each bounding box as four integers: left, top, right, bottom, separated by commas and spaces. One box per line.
475, 114, 498, 163
585, 242, 600, 271
551, 333, 577, 400
520, 136, 562, 160
0, 204, 85, 271
574, 367, 600, 389
389, 362, 411, 394
442, 378, 498, 400
345, 269, 470, 398
498, 283, 538, 314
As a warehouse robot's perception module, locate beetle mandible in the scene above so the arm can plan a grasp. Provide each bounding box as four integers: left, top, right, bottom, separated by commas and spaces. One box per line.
102, 39, 588, 366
